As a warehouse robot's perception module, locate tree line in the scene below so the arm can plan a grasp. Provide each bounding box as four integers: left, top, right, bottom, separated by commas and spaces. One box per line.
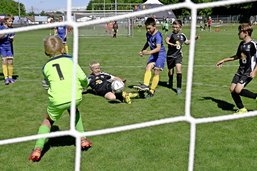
1, 0, 256, 22
86, 0, 257, 22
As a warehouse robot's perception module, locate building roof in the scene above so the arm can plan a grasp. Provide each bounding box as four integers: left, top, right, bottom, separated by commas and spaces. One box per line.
144, 0, 163, 5
142, 3, 176, 19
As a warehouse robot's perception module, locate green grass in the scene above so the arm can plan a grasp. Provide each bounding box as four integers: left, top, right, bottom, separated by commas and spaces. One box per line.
1, 24, 257, 170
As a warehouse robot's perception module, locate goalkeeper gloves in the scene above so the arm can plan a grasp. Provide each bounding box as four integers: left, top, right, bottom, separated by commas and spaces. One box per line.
42, 79, 49, 90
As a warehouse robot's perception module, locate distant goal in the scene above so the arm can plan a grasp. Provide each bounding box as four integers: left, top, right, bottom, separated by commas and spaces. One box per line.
74, 10, 134, 37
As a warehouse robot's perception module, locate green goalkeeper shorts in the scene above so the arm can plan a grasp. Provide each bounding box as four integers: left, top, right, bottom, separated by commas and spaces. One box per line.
47, 99, 82, 121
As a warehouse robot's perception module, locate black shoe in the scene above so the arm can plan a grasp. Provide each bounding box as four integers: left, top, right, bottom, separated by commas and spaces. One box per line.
133, 84, 149, 91
145, 91, 154, 98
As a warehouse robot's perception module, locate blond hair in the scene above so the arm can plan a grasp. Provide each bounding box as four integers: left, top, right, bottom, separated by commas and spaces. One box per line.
44, 36, 63, 57
89, 61, 100, 69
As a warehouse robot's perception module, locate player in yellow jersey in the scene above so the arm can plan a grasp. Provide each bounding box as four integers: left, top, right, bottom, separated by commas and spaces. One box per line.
29, 35, 92, 162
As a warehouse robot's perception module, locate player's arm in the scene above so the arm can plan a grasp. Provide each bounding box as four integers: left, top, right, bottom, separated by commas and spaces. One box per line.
183, 33, 199, 45
165, 36, 176, 46
76, 64, 89, 87
142, 44, 161, 55
250, 66, 257, 78
139, 42, 149, 56
216, 55, 238, 68
249, 43, 257, 78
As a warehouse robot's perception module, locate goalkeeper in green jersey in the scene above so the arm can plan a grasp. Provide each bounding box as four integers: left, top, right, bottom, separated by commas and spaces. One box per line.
29, 35, 92, 162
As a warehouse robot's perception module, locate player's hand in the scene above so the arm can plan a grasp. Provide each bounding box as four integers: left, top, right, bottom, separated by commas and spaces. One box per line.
195, 35, 199, 40
250, 71, 256, 78
42, 80, 49, 90
216, 60, 224, 68
175, 41, 181, 49
142, 50, 149, 55
139, 51, 144, 57
175, 44, 181, 50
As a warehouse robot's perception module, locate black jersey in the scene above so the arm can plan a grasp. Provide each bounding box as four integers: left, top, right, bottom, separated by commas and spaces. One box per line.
88, 72, 114, 96
236, 40, 257, 76
166, 32, 187, 58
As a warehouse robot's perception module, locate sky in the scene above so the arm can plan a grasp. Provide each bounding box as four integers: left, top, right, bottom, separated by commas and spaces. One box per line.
17, 0, 90, 13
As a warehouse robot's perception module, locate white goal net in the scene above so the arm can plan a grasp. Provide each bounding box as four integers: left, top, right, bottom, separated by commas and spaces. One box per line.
1, 0, 257, 171
74, 11, 133, 37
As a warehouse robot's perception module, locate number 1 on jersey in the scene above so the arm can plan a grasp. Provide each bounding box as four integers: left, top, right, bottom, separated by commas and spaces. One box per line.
52, 63, 64, 80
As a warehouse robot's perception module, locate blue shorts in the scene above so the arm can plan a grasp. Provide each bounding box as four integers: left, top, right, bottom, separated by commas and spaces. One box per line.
147, 52, 166, 70
58, 35, 67, 44
0, 46, 13, 58
47, 99, 82, 121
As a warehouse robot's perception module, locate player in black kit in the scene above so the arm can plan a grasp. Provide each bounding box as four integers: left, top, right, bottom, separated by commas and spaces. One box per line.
166, 20, 198, 95
216, 23, 257, 114
87, 61, 137, 104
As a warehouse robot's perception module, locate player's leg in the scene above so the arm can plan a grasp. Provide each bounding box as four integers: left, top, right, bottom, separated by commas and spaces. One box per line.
63, 37, 68, 54
104, 92, 117, 101
29, 114, 54, 162
148, 56, 165, 96
230, 76, 247, 113
144, 62, 154, 86
7, 57, 15, 83
29, 103, 64, 161
232, 84, 248, 113
122, 91, 132, 104
168, 68, 174, 88
236, 77, 257, 99
2, 57, 9, 85
73, 107, 92, 149
133, 62, 154, 91
175, 62, 182, 95
167, 57, 175, 88
148, 68, 160, 96
240, 89, 257, 99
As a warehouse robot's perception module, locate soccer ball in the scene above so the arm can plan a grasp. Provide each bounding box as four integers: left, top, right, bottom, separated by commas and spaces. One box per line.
111, 80, 125, 93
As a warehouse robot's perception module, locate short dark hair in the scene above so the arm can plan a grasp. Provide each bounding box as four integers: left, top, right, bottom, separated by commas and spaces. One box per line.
238, 23, 253, 36
145, 17, 156, 26
173, 20, 182, 26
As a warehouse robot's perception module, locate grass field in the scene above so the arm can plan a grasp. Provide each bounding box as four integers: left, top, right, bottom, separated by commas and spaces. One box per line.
1, 23, 257, 170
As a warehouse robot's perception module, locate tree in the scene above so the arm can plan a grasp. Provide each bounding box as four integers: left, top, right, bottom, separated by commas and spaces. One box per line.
40, 11, 47, 16
0, 0, 26, 16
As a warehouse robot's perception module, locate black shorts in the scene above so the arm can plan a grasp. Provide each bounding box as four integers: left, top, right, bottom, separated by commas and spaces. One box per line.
167, 56, 182, 69
95, 83, 113, 96
231, 74, 252, 87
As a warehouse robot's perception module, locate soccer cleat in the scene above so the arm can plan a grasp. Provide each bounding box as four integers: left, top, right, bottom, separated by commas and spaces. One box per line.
145, 90, 154, 98
4, 78, 9, 85
8, 78, 15, 84
122, 92, 132, 104
235, 107, 248, 114
81, 138, 92, 150
28, 147, 42, 162
133, 84, 149, 91
176, 88, 182, 95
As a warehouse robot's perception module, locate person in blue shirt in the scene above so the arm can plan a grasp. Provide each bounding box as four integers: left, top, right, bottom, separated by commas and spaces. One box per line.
134, 17, 166, 97
54, 16, 68, 54
0, 16, 16, 85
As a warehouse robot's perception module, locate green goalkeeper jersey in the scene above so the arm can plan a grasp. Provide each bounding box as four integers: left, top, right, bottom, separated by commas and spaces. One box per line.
42, 55, 88, 105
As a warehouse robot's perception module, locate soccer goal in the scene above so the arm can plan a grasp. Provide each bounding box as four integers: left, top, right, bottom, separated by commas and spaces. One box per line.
74, 10, 134, 37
